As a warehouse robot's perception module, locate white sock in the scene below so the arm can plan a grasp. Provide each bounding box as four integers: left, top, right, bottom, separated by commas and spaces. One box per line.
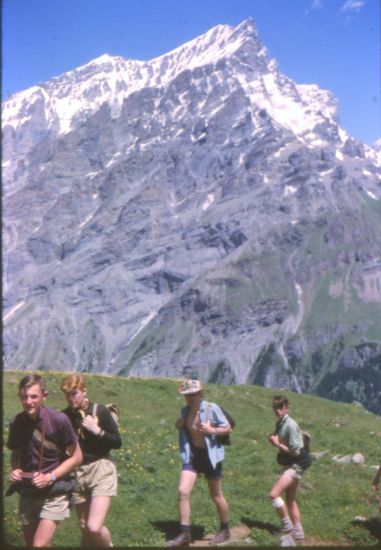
281, 516, 294, 532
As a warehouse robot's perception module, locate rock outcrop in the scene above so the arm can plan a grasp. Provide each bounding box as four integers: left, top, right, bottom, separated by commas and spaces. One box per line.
3, 19, 381, 414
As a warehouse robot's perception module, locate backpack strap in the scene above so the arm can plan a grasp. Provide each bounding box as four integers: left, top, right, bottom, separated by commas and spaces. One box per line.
91, 403, 106, 438
204, 401, 212, 424
38, 416, 46, 473
16, 415, 46, 472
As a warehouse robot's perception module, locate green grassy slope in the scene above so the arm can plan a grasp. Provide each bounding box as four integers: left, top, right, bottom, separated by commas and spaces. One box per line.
3, 371, 381, 547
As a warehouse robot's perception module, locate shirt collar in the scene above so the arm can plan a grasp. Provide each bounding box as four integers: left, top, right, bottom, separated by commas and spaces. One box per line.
278, 413, 289, 426
37, 405, 45, 422
23, 405, 45, 423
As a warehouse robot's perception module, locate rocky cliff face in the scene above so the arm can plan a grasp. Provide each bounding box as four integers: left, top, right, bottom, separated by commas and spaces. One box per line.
3, 19, 381, 414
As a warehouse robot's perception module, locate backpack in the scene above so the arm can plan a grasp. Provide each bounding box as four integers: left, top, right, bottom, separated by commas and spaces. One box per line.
276, 429, 312, 470
93, 403, 120, 428
302, 430, 311, 452
206, 402, 235, 446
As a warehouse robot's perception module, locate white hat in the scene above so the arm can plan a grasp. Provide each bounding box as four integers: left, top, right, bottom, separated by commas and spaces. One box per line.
178, 379, 203, 395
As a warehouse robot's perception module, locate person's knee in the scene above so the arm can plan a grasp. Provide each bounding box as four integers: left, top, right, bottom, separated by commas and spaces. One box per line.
213, 495, 228, 512
178, 487, 191, 501
269, 489, 279, 500
87, 519, 103, 536
210, 492, 223, 504
285, 494, 296, 507
271, 496, 285, 509
34, 540, 51, 548
33, 535, 54, 547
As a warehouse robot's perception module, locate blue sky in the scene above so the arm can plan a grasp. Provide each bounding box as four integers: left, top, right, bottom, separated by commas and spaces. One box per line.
2, 0, 380, 145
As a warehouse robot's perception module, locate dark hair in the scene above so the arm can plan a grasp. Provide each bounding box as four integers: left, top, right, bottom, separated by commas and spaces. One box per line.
272, 395, 289, 409
18, 374, 46, 394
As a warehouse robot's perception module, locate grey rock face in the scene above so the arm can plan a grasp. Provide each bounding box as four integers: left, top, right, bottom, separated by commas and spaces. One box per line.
3, 19, 381, 414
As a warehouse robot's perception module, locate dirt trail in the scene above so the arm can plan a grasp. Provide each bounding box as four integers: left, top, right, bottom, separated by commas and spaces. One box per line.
190, 524, 354, 546
190, 523, 251, 546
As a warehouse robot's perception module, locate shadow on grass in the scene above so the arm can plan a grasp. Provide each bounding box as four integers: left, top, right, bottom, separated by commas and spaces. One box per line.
241, 517, 279, 535
152, 520, 206, 542
351, 517, 381, 542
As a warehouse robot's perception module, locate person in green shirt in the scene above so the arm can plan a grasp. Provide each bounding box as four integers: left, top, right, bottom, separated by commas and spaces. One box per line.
268, 395, 310, 547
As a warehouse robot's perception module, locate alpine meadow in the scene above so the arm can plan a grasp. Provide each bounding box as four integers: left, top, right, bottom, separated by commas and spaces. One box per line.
3, 371, 381, 547
3, 13, 381, 547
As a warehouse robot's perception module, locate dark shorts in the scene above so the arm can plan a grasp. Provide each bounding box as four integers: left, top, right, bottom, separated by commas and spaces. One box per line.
182, 446, 222, 480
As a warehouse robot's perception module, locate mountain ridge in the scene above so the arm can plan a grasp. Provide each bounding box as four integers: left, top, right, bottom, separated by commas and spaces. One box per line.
3, 19, 263, 137
3, 19, 381, 414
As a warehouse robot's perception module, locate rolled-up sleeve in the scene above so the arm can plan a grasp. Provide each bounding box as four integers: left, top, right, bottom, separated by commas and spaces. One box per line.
210, 404, 229, 427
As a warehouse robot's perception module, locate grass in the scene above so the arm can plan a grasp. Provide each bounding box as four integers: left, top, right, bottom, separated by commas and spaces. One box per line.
2, 370, 381, 547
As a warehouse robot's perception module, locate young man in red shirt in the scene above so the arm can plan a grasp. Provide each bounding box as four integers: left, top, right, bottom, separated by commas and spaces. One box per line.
7, 374, 82, 547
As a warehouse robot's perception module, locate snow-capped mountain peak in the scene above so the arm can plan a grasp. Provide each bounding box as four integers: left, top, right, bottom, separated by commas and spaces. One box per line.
3, 18, 264, 138
3, 18, 381, 415
3, 15, 366, 169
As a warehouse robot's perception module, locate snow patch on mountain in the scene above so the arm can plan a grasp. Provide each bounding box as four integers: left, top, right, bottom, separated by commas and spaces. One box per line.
2, 17, 381, 414
3, 16, 350, 155
3, 19, 261, 137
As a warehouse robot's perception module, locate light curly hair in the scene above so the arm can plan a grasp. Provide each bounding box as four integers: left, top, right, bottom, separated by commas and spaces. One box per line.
61, 373, 87, 394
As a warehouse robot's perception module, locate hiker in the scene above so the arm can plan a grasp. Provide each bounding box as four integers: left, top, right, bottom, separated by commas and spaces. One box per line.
371, 464, 381, 511
7, 374, 83, 547
268, 395, 311, 547
166, 379, 232, 547
61, 374, 122, 547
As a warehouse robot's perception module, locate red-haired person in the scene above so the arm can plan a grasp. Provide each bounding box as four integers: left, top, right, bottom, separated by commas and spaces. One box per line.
61, 374, 121, 547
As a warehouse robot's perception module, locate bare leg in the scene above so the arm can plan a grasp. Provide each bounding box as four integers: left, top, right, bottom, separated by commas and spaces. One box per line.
207, 479, 229, 524
269, 472, 298, 531
86, 496, 113, 547
22, 525, 37, 547
32, 518, 59, 547
76, 501, 94, 546
285, 480, 301, 526
178, 470, 198, 525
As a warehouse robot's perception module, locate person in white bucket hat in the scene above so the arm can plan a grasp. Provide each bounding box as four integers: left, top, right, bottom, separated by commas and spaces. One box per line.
166, 379, 232, 547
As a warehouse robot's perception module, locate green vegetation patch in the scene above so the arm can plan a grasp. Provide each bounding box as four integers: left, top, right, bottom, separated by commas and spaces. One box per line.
3, 371, 381, 547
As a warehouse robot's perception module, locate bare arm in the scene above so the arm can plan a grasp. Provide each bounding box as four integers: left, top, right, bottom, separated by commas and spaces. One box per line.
268, 434, 298, 456
32, 441, 83, 489
200, 421, 232, 436
55, 441, 83, 478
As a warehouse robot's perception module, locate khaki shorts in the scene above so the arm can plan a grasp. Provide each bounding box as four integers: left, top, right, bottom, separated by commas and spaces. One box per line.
19, 493, 70, 526
72, 458, 117, 505
283, 464, 304, 480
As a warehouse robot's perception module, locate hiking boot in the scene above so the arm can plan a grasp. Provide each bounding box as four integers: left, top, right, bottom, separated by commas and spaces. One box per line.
280, 533, 296, 547
291, 525, 304, 541
209, 528, 230, 545
166, 531, 191, 547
